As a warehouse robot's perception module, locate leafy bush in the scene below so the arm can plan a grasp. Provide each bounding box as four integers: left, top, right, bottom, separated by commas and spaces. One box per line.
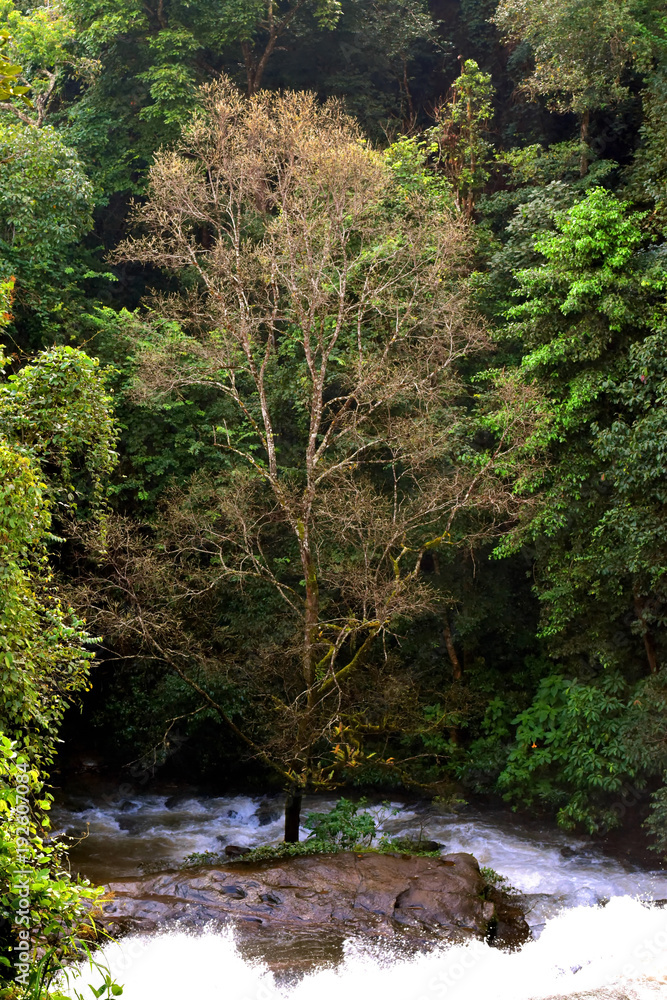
0, 734, 110, 999
304, 798, 378, 849
479, 866, 517, 896
497, 674, 639, 832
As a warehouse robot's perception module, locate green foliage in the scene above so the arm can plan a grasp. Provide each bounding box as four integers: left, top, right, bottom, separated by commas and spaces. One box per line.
490, 184, 667, 840
498, 674, 639, 832
383, 134, 454, 204
0, 734, 107, 996
0, 282, 118, 994
0, 1, 87, 126
178, 838, 441, 868
72, 973, 123, 1000
473, 141, 619, 327
0, 28, 30, 104
305, 797, 378, 848
304, 798, 444, 852
0, 119, 95, 345
61, 0, 206, 200
496, 188, 660, 557
496, 189, 666, 636
432, 58, 494, 215
493, 0, 663, 117
0, 340, 114, 766
0, 119, 92, 255
180, 841, 334, 867
81, 306, 235, 511
646, 785, 667, 857
136, 26, 199, 125
1, 345, 118, 515
479, 866, 511, 888
509, 188, 649, 359
0, 438, 90, 762
591, 327, 667, 602
628, 69, 667, 226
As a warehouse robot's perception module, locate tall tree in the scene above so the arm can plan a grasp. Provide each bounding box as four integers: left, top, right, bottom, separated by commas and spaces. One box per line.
493, 0, 663, 174
75, 81, 539, 838
0, 295, 118, 990
0, 116, 95, 347
495, 187, 667, 833
0, 334, 117, 764
433, 57, 495, 217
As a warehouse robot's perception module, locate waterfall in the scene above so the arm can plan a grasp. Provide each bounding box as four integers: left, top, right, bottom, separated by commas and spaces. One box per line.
60, 896, 667, 1000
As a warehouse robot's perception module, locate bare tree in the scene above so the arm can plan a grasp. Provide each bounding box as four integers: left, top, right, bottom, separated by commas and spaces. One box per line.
79, 81, 542, 839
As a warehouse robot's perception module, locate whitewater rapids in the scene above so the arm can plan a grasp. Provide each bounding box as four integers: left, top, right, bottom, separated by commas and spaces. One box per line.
60, 896, 667, 1000
52, 789, 667, 996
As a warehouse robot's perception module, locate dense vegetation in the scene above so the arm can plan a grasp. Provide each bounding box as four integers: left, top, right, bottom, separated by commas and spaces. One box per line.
2, 0, 667, 992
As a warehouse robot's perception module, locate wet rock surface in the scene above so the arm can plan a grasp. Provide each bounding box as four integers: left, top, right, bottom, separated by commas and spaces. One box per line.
96, 851, 529, 949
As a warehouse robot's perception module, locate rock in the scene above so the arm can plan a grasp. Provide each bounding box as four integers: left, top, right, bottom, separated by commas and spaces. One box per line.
78, 758, 102, 772
164, 795, 191, 810
219, 884, 247, 899
259, 891, 282, 905
95, 851, 529, 949
225, 845, 252, 857
484, 883, 530, 949
255, 801, 282, 827
388, 837, 443, 853
59, 795, 94, 813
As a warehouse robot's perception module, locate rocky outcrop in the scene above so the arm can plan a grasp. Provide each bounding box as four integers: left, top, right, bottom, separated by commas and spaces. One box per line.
95, 851, 528, 949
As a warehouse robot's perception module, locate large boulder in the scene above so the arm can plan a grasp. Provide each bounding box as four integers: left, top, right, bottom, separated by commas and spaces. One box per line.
95, 851, 528, 949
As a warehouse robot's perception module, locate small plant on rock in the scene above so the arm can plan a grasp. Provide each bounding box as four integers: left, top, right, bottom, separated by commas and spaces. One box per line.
305, 798, 378, 849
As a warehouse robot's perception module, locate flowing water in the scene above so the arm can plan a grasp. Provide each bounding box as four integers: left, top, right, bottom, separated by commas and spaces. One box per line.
52, 786, 667, 999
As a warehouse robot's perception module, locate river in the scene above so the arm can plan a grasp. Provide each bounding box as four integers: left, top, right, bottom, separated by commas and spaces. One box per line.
52, 787, 667, 999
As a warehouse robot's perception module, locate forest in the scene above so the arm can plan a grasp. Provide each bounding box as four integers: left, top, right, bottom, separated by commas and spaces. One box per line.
2, 0, 667, 993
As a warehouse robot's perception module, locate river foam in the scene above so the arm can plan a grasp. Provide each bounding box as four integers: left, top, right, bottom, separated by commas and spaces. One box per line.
60, 896, 667, 1000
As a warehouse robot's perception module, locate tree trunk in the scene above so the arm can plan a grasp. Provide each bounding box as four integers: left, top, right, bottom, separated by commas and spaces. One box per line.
284, 787, 302, 842
579, 109, 590, 177
242, 33, 280, 94
299, 522, 319, 703
241, 41, 258, 96
444, 618, 462, 745
401, 57, 415, 128
642, 630, 658, 675
634, 594, 658, 674
444, 620, 462, 681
